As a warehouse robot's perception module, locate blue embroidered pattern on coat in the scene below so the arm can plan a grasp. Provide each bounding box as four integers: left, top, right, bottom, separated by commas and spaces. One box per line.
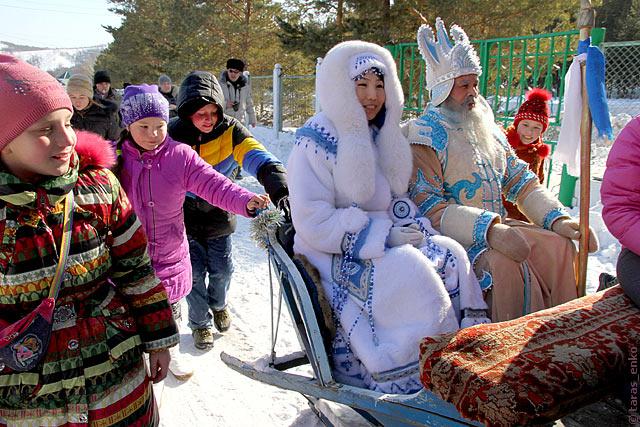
505, 169, 537, 203
370, 360, 423, 393
466, 210, 498, 269
443, 172, 483, 204
410, 169, 446, 216
295, 124, 338, 157
331, 254, 373, 303
478, 270, 493, 291
543, 208, 567, 230
352, 220, 372, 259
415, 109, 449, 153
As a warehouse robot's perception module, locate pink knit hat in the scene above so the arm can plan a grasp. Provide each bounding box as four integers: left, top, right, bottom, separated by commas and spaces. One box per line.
0, 54, 73, 151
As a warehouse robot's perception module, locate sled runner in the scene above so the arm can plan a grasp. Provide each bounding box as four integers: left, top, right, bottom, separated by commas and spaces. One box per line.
221, 226, 482, 426
222, 225, 639, 426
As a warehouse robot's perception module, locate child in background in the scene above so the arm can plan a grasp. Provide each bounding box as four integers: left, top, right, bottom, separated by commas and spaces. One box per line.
502, 89, 552, 221
116, 84, 269, 380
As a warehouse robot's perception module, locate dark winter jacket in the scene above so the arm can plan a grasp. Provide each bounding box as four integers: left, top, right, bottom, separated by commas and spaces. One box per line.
71, 99, 120, 141
93, 87, 121, 106
159, 85, 179, 118
169, 70, 288, 239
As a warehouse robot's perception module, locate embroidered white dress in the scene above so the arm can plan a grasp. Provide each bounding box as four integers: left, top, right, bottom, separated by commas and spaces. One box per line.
289, 113, 459, 393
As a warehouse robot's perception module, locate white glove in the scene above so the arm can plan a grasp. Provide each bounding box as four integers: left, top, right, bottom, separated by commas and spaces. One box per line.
551, 218, 599, 253
487, 223, 531, 263
386, 226, 424, 248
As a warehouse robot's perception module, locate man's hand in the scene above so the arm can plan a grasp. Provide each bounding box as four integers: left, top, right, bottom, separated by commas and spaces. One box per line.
386, 226, 424, 248
148, 349, 170, 383
552, 218, 599, 253
487, 223, 531, 262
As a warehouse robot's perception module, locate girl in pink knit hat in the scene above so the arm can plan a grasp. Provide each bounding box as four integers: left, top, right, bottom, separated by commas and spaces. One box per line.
115, 84, 269, 380
0, 54, 179, 426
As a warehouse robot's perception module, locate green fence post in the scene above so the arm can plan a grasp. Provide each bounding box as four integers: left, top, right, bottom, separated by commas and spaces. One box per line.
558, 165, 578, 206
557, 27, 606, 207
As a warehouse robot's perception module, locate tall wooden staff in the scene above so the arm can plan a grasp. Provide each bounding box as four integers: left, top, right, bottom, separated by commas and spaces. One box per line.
577, 0, 595, 296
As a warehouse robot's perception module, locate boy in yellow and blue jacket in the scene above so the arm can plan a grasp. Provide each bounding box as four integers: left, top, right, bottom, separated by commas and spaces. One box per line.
168, 71, 288, 350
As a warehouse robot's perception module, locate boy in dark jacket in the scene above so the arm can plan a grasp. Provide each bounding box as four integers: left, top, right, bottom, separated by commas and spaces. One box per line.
169, 71, 288, 350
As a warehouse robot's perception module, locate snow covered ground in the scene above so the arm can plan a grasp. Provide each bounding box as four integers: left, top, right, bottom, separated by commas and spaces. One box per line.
157, 125, 620, 426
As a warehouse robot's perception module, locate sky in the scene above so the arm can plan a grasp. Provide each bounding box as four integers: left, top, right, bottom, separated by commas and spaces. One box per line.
0, 0, 122, 49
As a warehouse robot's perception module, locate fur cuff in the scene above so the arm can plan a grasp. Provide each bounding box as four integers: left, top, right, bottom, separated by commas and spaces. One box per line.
519, 187, 569, 228
440, 205, 499, 249
339, 206, 369, 233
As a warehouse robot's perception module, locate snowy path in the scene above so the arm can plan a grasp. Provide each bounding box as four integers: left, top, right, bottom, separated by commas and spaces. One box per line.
158, 129, 322, 426
157, 126, 619, 426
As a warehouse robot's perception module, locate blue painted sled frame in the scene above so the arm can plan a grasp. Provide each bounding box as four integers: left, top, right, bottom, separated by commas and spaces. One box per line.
221, 228, 482, 426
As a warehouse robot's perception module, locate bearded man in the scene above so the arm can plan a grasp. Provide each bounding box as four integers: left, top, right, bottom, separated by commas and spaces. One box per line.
405, 19, 598, 321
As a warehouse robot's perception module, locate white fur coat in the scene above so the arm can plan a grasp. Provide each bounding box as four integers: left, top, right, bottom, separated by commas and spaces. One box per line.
288, 41, 459, 394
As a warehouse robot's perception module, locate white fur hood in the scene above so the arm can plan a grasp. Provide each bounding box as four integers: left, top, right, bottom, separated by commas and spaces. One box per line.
316, 40, 413, 205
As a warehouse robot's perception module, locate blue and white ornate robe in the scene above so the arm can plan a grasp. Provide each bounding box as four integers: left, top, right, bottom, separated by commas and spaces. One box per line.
288, 113, 460, 393
406, 97, 578, 321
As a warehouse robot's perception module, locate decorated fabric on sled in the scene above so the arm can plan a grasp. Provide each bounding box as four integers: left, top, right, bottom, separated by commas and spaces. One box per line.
419, 286, 640, 427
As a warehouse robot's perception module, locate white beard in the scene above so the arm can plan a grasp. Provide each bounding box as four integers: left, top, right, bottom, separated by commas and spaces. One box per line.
441, 96, 499, 161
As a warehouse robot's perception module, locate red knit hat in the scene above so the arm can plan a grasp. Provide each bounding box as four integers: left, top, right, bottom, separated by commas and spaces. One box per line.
0, 54, 72, 151
514, 88, 552, 132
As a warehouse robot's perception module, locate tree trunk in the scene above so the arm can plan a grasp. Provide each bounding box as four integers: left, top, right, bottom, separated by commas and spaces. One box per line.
337, 0, 344, 39
243, 0, 252, 55
382, 0, 391, 43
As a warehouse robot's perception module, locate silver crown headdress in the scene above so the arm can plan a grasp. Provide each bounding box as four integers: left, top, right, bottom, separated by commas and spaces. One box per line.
417, 18, 482, 106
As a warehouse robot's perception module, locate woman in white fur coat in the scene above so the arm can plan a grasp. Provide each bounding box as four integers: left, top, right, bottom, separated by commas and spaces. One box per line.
288, 41, 476, 394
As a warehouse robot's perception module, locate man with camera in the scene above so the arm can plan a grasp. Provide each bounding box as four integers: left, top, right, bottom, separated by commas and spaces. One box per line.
220, 58, 257, 128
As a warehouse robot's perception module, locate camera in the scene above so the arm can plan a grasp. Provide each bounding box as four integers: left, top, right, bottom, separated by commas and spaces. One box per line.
232, 101, 239, 111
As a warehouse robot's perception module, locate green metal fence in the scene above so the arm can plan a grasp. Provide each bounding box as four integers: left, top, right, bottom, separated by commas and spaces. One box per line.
385, 29, 600, 127
603, 40, 640, 119
251, 74, 315, 128
386, 29, 606, 198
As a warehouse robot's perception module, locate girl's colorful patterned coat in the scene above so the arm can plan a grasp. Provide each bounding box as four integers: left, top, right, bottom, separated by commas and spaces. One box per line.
0, 131, 179, 426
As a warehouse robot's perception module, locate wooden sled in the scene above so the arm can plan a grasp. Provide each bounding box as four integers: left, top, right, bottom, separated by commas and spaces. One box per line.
222, 225, 638, 426
221, 227, 482, 426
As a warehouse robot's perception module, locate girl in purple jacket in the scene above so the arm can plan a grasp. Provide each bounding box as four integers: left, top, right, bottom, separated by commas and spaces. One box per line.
601, 116, 640, 307
117, 84, 269, 380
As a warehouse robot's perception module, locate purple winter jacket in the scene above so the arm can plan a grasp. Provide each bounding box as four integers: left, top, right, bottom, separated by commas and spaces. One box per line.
119, 135, 256, 303
601, 116, 640, 256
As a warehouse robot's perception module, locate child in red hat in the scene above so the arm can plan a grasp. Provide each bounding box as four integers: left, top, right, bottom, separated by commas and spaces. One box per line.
503, 88, 553, 221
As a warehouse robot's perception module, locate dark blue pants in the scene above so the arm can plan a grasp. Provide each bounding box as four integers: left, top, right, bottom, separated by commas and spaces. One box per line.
186, 235, 233, 330
617, 248, 640, 307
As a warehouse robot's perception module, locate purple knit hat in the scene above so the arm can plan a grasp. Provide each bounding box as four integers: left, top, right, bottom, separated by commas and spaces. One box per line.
120, 84, 169, 127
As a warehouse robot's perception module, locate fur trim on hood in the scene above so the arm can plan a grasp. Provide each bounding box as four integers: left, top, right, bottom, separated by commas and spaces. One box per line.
74, 130, 117, 170
317, 41, 412, 204
505, 125, 550, 158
